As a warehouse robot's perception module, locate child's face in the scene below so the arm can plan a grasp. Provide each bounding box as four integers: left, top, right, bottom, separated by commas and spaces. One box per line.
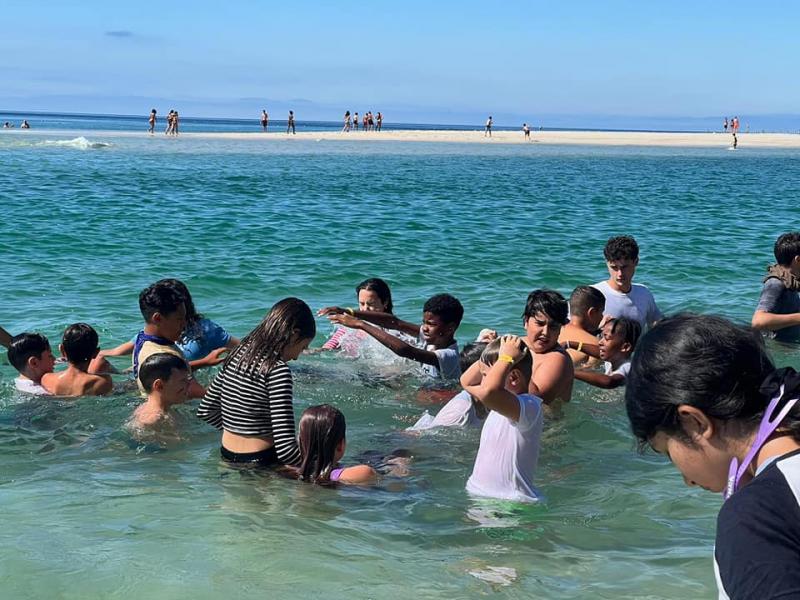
524, 311, 562, 354
28, 348, 56, 378
358, 289, 387, 312
649, 430, 731, 493
421, 312, 454, 346
599, 323, 627, 361
606, 258, 638, 291
282, 335, 312, 361
154, 304, 187, 342
161, 368, 190, 404
586, 307, 605, 334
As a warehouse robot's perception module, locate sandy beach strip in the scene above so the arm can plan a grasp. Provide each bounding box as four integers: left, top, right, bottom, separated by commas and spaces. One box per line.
12, 128, 800, 148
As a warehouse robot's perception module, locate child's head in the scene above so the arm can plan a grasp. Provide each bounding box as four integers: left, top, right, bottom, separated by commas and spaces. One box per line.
355, 278, 393, 313
7, 333, 55, 379
297, 404, 347, 484
156, 278, 201, 334
569, 285, 606, 333
138, 281, 187, 342
61, 323, 100, 367
138, 352, 190, 404
625, 313, 791, 493
480, 337, 533, 393
235, 297, 316, 373
604, 236, 639, 290
774, 232, 800, 269
459, 341, 488, 374
599, 317, 641, 363
421, 294, 463, 346
522, 289, 569, 353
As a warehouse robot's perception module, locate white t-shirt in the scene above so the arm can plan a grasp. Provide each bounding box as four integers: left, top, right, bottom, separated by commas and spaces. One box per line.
418, 329, 461, 381
15, 377, 52, 395
604, 360, 631, 379
592, 280, 662, 329
408, 390, 483, 430
466, 393, 543, 502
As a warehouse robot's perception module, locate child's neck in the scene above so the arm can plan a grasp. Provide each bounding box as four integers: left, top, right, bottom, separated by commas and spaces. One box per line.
607, 278, 632, 293
20, 370, 42, 384
65, 361, 90, 375
566, 318, 590, 334
607, 352, 630, 370
143, 323, 173, 341
431, 335, 455, 349
144, 392, 171, 413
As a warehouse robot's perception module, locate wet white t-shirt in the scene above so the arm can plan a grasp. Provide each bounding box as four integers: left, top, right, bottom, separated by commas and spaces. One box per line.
466, 393, 543, 502
15, 377, 52, 395
418, 329, 460, 381
593, 280, 662, 329
408, 390, 483, 430
604, 360, 631, 379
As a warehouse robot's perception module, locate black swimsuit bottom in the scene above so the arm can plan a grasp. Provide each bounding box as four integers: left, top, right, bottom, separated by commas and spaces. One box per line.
220, 445, 278, 467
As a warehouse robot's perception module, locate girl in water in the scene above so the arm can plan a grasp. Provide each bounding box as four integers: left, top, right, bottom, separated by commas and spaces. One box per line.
295, 404, 377, 485
626, 313, 800, 599
197, 298, 315, 467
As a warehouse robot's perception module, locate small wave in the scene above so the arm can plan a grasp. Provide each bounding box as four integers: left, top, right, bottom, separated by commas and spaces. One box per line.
38, 136, 111, 150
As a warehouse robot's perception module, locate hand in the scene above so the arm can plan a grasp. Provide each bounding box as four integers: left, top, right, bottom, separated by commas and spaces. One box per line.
329, 313, 362, 329
204, 347, 229, 367
318, 306, 345, 316
476, 328, 498, 343
499, 335, 526, 362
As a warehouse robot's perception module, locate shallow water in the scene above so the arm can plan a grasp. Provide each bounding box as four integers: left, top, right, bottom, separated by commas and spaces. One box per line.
2, 129, 800, 598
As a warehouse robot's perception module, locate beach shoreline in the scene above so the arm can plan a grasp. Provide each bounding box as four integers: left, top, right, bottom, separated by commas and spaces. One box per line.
5, 127, 800, 148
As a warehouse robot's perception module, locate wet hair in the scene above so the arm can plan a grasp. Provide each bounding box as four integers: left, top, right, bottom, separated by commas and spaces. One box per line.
774, 232, 800, 266
522, 289, 569, 325
226, 297, 315, 375
62, 323, 99, 365
606, 317, 642, 352
459, 342, 488, 373
138, 352, 189, 393
604, 236, 639, 262
297, 404, 346, 484
625, 313, 792, 451
569, 285, 606, 317
138, 281, 185, 323
423, 294, 463, 327
7, 333, 51, 373
480, 338, 533, 382
355, 278, 393, 314
155, 278, 202, 340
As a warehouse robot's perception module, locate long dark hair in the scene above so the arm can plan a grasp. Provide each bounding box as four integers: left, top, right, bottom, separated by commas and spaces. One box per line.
156, 278, 202, 341
297, 404, 346, 484
625, 313, 788, 451
355, 278, 393, 314
227, 297, 316, 374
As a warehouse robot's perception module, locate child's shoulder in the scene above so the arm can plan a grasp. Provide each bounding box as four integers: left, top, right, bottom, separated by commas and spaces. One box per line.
338, 464, 378, 484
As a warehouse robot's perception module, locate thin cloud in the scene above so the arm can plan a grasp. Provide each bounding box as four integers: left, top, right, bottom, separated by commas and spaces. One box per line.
105, 30, 134, 38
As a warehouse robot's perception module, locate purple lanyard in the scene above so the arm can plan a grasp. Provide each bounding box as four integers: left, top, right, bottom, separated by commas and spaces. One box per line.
724, 384, 798, 500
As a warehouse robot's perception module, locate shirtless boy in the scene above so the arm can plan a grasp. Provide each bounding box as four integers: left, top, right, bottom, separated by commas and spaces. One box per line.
558, 285, 605, 367
41, 323, 113, 396
130, 353, 191, 428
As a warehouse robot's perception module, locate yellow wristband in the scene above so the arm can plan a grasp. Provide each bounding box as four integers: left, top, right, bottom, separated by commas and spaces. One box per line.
346, 307, 355, 316
577, 341, 583, 353
498, 354, 515, 364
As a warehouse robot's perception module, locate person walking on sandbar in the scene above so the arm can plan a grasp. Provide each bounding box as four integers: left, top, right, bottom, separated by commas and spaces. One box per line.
485, 116, 493, 137
287, 110, 296, 134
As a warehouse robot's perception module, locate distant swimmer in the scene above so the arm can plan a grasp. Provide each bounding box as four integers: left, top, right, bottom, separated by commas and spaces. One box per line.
148, 109, 157, 134
733, 132, 738, 149
20, 120, 30, 129
287, 110, 296, 134
2, 121, 12, 128
522, 122, 531, 141
485, 116, 492, 138
261, 109, 269, 132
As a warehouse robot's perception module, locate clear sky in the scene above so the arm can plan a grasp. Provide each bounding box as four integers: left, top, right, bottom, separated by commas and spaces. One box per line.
2, 0, 799, 126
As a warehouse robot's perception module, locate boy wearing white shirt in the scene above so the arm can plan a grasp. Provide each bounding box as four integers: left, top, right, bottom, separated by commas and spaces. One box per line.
464, 335, 543, 502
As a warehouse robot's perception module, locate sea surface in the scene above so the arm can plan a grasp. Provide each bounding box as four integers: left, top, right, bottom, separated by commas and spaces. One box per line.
1, 119, 799, 599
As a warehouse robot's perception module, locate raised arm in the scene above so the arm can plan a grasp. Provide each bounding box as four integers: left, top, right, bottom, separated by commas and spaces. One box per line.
328, 314, 439, 367
464, 336, 525, 422
319, 306, 419, 337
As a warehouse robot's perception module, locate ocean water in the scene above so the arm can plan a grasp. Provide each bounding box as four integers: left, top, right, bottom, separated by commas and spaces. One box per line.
1, 124, 800, 599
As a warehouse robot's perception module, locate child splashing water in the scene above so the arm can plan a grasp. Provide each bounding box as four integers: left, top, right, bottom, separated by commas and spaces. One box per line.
626, 314, 800, 598
294, 404, 377, 485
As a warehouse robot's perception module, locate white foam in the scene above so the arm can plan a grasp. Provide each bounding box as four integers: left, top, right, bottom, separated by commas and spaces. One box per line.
38, 136, 111, 150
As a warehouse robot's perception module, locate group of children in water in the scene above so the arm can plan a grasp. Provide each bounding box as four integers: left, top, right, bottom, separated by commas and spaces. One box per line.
5, 231, 800, 597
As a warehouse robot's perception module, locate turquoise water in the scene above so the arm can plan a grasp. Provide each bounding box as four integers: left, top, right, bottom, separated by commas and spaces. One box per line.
2, 128, 800, 599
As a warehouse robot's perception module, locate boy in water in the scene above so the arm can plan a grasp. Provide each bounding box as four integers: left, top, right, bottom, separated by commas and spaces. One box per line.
133, 281, 205, 398
41, 323, 113, 396
751, 232, 800, 343
130, 353, 191, 428
593, 235, 661, 330
7, 333, 56, 395
465, 335, 542, 502
322, 293, 464, 381
558, 285, 605, 366
574, 317, 641, 389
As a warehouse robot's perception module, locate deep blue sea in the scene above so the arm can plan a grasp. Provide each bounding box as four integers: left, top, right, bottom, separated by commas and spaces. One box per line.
1, 115, 799, 598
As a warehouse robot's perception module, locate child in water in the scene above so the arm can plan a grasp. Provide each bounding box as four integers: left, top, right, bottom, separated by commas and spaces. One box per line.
574, 317, 641, 389
626, 314, 800, 598
130, 353, 191, 429
41, 323, 113, 396
295, 404, 377, 485
8, 333, 56, 395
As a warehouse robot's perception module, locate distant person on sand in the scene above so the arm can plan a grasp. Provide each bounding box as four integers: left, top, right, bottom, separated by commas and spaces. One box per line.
165, 110, 174, 135
485, 116, 492, 137
724, 117, 728, 132
363, 112, 368, 131
20, 120, 30, 129
342, 111, 351, 133
376, 112, 383, 131
261, 110, 269, 132
368, 112, 375, 131
172, 111, 179, 135
287, 110, 296, 134
353, 112, 359, 131
148, 109, 157, 134
523, 123, 530, 141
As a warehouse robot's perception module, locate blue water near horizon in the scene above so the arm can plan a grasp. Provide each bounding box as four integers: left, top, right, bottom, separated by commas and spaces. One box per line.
1, 128, 799, 598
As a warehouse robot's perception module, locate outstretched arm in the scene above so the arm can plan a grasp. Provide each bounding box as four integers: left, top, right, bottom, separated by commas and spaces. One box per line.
563, 339, 601, 359
319, 306, 419, 337
328, 314, 438, 368
574, 369, 625, 389
752, 310, 800, 332
99, 341, 134, 357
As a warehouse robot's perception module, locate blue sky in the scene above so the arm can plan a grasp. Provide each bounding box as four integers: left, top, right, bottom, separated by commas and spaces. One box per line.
2, 0, 799, 127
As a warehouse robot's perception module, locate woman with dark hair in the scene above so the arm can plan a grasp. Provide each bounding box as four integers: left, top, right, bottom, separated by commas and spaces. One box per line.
197, 298, 315, 467
625, 313, 800, 599
294, 404, 376, 485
